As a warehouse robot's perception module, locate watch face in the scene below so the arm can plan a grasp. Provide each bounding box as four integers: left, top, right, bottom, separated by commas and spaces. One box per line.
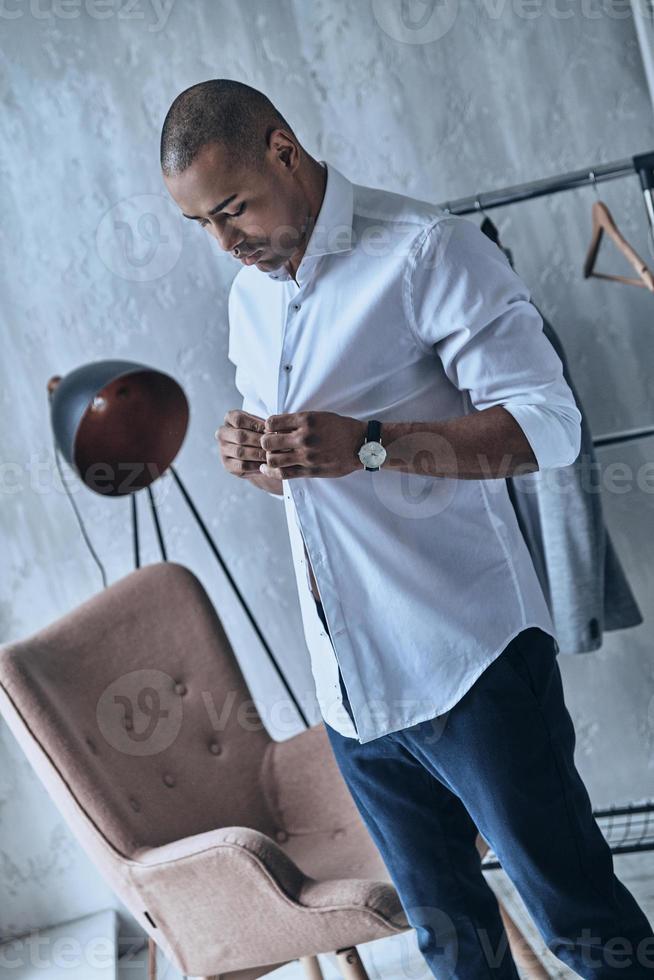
358, 441, 387, 467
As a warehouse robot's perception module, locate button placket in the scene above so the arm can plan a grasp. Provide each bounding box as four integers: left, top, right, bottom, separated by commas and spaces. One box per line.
277, 288, 303, 413
292, 491, 345, 638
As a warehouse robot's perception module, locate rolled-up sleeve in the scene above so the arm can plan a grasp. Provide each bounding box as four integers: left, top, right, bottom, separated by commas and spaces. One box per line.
404, 215, 582, 470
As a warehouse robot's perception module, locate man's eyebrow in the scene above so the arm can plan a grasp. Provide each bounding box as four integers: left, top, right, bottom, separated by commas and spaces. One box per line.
182, 193, 239, 220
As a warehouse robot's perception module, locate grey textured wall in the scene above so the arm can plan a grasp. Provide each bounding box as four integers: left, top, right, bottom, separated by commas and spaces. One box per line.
1, 0, 654, 944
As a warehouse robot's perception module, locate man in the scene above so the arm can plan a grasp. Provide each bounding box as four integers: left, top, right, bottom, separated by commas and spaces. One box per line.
161, 79, 654, 978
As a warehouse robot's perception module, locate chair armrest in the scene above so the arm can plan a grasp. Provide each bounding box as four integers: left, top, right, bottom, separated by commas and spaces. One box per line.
260, 724, 362, 836
127, 825, 406, 975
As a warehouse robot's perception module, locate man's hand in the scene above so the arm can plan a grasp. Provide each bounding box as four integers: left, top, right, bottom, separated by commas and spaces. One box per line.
260, 411, 367, 480
216, 409, 268, 480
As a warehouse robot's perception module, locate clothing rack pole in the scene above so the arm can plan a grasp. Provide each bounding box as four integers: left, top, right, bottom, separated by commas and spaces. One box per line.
440, 153, 654, 453
593, 425, 654, 449
437, 151, 654, 240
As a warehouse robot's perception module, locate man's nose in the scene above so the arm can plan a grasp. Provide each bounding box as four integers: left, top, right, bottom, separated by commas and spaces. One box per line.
210, 224, 241, 254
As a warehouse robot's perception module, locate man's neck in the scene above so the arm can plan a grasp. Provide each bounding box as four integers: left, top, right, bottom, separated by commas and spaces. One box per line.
284, 159, 327, 283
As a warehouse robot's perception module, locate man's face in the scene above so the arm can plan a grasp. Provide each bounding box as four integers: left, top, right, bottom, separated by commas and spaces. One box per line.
163, 138, 310, 273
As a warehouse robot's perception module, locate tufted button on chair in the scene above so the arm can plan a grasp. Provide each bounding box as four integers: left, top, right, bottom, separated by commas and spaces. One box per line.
0, 561, 410, 980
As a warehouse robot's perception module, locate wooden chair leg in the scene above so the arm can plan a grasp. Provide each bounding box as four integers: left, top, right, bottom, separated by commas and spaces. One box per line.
148, 937, 157, 980
476, 832, 549, 979
335, 946, 370, 979
300, 954, 325, 979
498, 904, 550, 979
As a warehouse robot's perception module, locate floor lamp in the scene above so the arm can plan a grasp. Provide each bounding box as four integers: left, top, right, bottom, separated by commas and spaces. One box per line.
47, 359, 309, 727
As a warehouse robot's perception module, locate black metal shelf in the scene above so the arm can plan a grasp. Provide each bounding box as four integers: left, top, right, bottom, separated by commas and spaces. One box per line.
481, 800, 654, 870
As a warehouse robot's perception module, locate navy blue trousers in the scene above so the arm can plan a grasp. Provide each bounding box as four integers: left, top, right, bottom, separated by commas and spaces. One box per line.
316, 598, 654, 978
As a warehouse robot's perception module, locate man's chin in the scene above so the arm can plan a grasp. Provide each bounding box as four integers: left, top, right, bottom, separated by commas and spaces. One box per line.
255, 252, 285, 270
246, 251, 294, 275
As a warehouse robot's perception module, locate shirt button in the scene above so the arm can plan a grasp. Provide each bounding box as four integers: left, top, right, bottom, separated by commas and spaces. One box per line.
284, 363, 292, 371
275, 829, 289, 843
292, 303, 301, 311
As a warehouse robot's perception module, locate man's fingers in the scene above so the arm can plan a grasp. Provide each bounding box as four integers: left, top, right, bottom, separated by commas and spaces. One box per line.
227, 458, 266, 478
224, 408, 265, 432
261, 463, 310, 480
216, 419, 265, 449
219, 437, 266, 462
264, 412, 305, 433
264, 449, 302, 468
217, 411, 272, 480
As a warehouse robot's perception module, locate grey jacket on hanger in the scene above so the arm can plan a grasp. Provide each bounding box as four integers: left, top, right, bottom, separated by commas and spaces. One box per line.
480, 217, 642, 654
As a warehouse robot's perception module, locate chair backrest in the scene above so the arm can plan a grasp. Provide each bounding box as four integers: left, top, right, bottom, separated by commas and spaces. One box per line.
0, 562, 275, 858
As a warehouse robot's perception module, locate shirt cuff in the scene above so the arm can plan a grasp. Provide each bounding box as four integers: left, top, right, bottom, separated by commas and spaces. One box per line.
503, 402, 582, 471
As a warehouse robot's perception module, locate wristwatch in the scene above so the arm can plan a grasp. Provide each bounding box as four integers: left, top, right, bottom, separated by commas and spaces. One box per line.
357, 420, 387, 471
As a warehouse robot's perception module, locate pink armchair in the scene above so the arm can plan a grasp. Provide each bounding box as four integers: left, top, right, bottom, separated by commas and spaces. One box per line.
0, 561, 409, 979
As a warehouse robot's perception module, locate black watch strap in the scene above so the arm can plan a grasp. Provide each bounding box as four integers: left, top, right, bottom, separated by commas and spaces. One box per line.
366, 419, 382, 443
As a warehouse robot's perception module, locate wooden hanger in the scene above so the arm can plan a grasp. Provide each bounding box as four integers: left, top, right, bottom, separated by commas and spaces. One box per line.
583, 199, 654, 292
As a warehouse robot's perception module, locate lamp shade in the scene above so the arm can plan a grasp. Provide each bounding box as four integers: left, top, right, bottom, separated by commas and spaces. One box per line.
48, 360, 189, 496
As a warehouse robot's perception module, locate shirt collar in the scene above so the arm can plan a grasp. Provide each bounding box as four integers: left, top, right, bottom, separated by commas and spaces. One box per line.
266, 159, 354, 284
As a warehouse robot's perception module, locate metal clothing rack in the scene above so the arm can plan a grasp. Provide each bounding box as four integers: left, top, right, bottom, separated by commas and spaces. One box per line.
481, 801, 654, 871
445, 155, 654, 865
437, 151, 654, 450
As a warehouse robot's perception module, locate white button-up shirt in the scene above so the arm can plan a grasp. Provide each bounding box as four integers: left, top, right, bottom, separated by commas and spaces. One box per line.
227, 160, 581, 744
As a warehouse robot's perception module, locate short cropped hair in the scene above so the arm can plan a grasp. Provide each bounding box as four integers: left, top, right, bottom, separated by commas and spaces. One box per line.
160, 78, 295, 177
